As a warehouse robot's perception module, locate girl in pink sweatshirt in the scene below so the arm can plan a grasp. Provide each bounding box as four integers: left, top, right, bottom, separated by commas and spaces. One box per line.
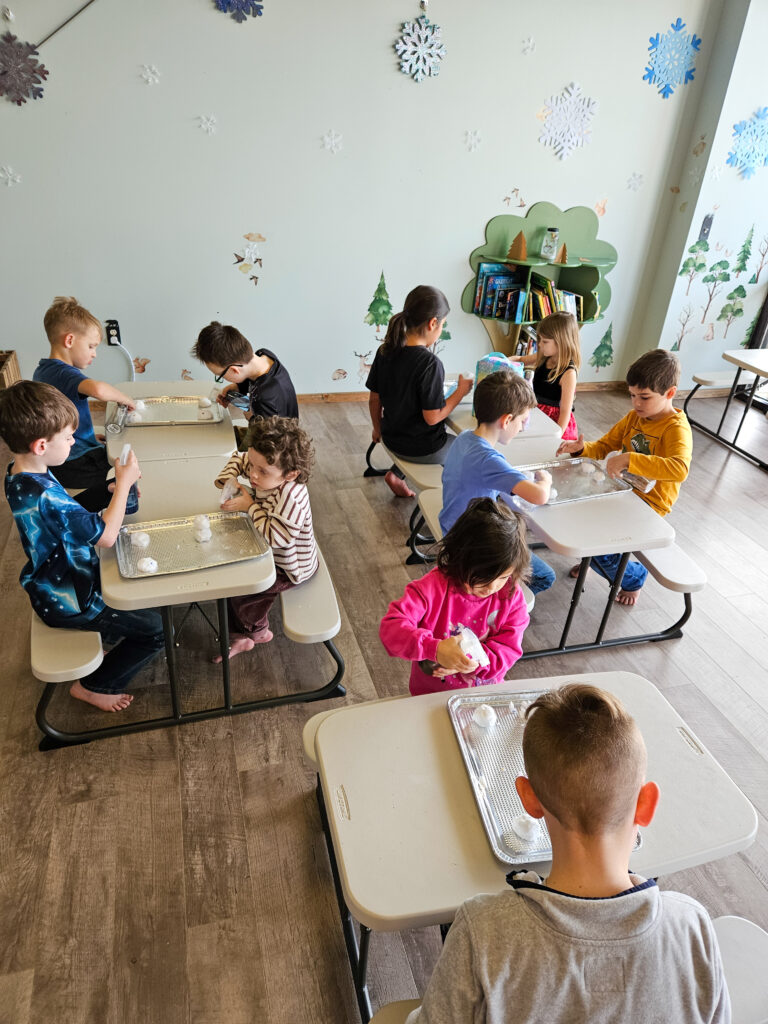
380, 498, 531, 696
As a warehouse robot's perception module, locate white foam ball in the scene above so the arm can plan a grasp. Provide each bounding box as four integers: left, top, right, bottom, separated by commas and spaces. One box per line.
512, 814, 538, 842
549, 488, 558, 501
593, 470, 606, 483
194, 530, 212, 544
126, 411, 143, 424
473, 703, 496, 728
581, 462, 596, 475
130, 531, 150, 549
137, 557, 158, 574
198, 396, 212, 408
193, 514, 209, 529
133, 399, 146, 412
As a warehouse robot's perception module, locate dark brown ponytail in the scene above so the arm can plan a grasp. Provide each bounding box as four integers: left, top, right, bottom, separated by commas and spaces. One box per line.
381, 285, 450, 354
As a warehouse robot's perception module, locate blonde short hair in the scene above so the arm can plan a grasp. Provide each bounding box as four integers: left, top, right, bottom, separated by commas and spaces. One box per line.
44, 296, 102, 344
522, 683, 646, 835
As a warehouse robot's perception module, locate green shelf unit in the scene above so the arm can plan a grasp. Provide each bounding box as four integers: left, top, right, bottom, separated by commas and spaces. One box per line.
462, 202, 617, 356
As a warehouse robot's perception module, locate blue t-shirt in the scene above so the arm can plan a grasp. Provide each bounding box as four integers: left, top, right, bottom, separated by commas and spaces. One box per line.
4, 467, 106, 625
439, 431, 527, 535
33, 358, 100, 459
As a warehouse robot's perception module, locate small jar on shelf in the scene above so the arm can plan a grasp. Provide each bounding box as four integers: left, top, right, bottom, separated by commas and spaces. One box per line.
539, 227, 559, 262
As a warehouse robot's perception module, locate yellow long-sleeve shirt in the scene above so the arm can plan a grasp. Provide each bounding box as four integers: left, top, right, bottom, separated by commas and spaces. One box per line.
581, 408, 692, 517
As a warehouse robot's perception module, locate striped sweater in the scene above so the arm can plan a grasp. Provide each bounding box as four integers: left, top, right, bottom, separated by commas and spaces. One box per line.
215, 453, 318, 584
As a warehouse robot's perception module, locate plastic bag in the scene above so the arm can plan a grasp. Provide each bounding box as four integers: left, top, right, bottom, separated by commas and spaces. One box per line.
453, 625, 490, 668
219, 478, 241, 505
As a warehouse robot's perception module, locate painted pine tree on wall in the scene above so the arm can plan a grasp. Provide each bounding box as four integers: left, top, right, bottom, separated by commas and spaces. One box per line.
364, 272, 393, 336
733, 226, 753, 277
589, 323, 614, 370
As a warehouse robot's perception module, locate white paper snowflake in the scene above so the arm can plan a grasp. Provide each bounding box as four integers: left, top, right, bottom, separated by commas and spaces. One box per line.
688, 164, 704, 187
243, 242, 261, 263
394, 15, 446, 83
709, 163, 722, 181
626, 172, 644, 191
464, 129, 481, 153
643, 18, 701, 100
0, 164, 21, 186
321, 129, 343, 154
140, 64, 161, 85
538, 82, 597, 160
197, 114, 217, 135
0, 30, 48, 105
522, 37, 536, 56
727, 108, 768, 180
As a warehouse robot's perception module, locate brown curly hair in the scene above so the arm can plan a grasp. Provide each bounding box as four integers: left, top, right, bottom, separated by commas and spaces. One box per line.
242, 416, 314, 483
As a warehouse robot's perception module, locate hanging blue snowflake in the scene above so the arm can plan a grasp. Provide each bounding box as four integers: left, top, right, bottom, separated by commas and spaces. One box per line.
395, 15, 446, 83
643, 18, 700, 99
0, 31, 49, 106
213, 0, 263, 23
727, 108, 768, 180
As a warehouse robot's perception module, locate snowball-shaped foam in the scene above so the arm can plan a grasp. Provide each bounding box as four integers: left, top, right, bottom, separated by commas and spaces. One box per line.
549, 488, 558, 501
581, 462, 596, 475
511, 814, 538, 842
194, 529, 212, 544
133, 399, 146, 412
126, 411, 143, 424
193, 515, 210, 530
472, 703, 496, 728
593, 470, 606, 483
130, 531, 150, 549
198, 408, 213, 421
137, 557, 158, 574
198, 396, 212, 408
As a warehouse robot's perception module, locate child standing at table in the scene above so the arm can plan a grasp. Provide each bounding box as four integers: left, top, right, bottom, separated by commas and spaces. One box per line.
33, 296, 137, 512
406, 683, 730, 1024
192, 321, 299, 421
519, 311, 581, 439
366, 285, 473, 497
557, 349, 692, 606
439, 370, 555, 595
380, 498, 530, 695
0, 381, 164, 713
214, 415, 317, 659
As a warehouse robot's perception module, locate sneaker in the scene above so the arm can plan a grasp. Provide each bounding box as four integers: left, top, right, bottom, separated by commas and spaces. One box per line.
385, 470, 415, 498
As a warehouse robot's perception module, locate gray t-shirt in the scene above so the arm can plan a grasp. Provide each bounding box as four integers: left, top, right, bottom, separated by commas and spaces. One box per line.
407, 872, 730, 1024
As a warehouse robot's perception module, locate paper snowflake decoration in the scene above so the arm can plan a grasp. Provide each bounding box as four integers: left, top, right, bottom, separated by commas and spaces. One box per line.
688, 165, 704, 187
321, 129, 343, 154
0, 164, 20, 186
213, 0, 263, 22
727, 108, 768, 180
464, 129, 481, 153
538, 82, 597, 160
626, 172, 644, 191
140, 64, 161, 85
197, 114, 217, 135
0, 31, 48, 105
522, 37, 536, 55
709, 163, 722, 181
243, 242, 261, 264
643, 18, 701, 100
395, 15, 446, 83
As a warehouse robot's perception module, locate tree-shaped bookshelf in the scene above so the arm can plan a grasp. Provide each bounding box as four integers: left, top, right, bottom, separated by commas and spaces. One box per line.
461, 202, 618, 355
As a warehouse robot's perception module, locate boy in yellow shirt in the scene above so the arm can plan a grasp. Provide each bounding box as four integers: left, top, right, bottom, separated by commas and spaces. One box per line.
557, 349, 692, 605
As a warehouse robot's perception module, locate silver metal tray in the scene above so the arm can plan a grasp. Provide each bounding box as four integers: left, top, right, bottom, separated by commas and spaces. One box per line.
108, 396, 225, 427
514, 457, 632, 507
116, 511, 270, 578
448, 691, 642, 865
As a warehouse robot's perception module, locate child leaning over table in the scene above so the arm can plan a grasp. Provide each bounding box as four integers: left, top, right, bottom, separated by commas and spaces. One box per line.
557, 348, 692, 606
380, 497, 530, 696
214, 415, 317, 660
406, 683, 730, 1024
0, 381, 164, 714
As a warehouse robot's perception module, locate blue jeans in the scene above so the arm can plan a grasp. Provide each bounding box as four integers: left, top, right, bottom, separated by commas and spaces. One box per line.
76, 606, 165, 693
590, 553, 648, 593
529, 552, 556, 595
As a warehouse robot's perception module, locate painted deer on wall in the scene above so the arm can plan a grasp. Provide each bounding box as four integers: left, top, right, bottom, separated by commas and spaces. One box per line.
354, 350, 373, 385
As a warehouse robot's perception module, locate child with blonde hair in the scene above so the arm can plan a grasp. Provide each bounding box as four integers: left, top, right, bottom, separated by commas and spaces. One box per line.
520, 311, 581, 439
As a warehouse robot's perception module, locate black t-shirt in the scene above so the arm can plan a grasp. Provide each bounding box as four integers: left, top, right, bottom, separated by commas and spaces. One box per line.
366, 345, 447, 456
532, 360, 576, 409
236, 348, 299, 420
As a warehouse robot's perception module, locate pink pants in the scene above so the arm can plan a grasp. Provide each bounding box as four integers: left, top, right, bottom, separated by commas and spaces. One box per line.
538, 403, 578, 441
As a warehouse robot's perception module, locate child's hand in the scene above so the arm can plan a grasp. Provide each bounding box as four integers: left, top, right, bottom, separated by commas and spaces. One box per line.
371, 426, 381, 443
215, 384, 237, 408
556, 433, 584, 456
533, 469, 552, 486
115, 393, 136, 411
114, 449, 141, 488
436, 635, 476, 674
456, 374, 474, 399
605, 451, 630, 478
220, 484, 253, 512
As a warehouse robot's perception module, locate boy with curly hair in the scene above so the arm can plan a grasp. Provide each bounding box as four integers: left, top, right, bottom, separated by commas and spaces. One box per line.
213, 415, 318, 659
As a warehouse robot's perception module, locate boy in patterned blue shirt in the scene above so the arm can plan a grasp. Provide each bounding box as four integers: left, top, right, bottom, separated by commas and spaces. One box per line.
0, 381, 164, 713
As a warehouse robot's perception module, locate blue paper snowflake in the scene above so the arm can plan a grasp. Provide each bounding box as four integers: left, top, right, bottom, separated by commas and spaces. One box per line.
214, 0, 263, 23
644, 18, 701, 99
727, 108, 768, 180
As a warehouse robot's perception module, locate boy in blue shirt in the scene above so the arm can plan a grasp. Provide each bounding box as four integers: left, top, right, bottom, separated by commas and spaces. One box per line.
33, 296, 136, 512
440, 370, 556, 594
0, 381, 164, 713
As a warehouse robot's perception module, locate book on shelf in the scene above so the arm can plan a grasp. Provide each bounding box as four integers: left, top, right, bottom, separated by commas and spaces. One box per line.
473, 262, 512, 314
493, 286, 516, 319
481, 273, 517, 317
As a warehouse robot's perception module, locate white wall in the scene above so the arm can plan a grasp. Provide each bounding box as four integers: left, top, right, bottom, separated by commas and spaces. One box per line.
1, 0, 743, 391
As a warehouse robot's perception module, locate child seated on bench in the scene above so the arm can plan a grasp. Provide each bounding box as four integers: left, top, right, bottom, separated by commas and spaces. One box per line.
557, 349, 692, 606
0, 381, 164, 713
380, 498, 530, 695
214, 415, 318, 659
407, 683, 730, 1023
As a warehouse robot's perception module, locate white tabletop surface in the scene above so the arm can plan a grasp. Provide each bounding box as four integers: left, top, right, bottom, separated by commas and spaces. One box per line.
722, 348, 768, 376
99, 454, 275, 610
105, 380, 237, 463
523, 490, 674, 558
446, 407, 563, 466
315, 671, 757, 931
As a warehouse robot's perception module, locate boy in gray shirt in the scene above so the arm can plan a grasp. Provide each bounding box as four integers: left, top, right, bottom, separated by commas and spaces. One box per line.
407, 683, 730, 1024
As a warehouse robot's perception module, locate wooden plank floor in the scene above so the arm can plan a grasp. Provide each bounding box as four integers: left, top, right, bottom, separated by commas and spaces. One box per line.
0, 390, 767, 1024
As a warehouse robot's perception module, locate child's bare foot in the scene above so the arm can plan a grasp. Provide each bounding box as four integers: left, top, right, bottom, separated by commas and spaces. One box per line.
384, 470, 415, 498
568, 564, 582, 579
70, 680, 134, 712
616, 589, 640, 606
213, 634, 255, 663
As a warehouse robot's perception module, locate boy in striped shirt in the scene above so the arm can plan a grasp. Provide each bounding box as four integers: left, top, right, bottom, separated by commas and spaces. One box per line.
214, 416, 318, 660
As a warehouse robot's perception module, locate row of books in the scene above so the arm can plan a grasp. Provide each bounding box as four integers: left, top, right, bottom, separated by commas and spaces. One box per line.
472, 261, 590, 323
529, 272, 584, 321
